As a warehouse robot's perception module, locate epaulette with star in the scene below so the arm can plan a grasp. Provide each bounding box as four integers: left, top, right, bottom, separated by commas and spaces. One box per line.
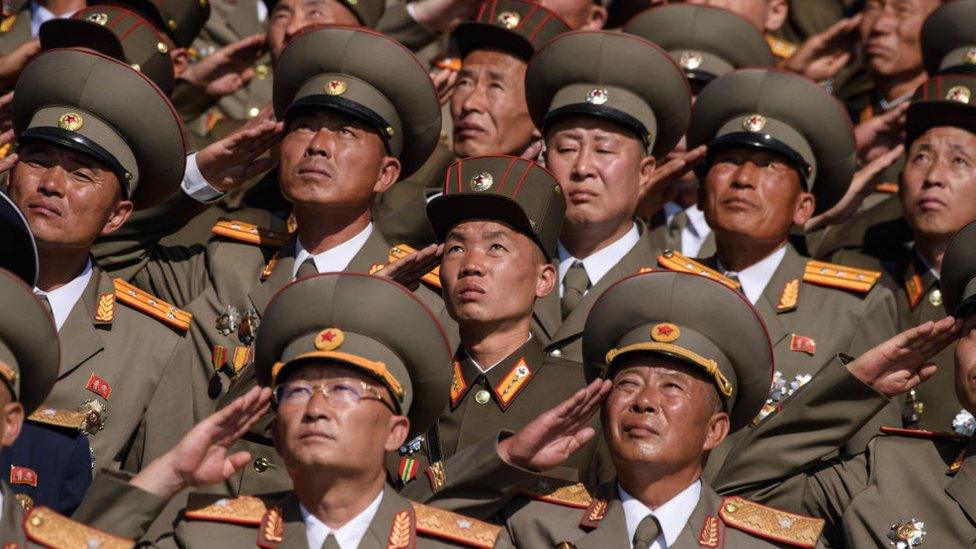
411, 502, 501, 548
657, 250, 741, 292
765, 34, 798, 60
388, 243, 442, 290
718, 496, 823, 548
211, 219, 290, 248
24, 506, 134, 548
519, 476, 593, 509
113, 278, 192, 331
183, 493, 270, 525
803, 260, 881, 294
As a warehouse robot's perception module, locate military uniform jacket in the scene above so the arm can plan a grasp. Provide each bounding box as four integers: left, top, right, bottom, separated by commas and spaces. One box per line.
389, 338, 613, 491
0, 0, 30, 59
501, 478, 824, 548
18, 264, 194, 474
646, 210, 716, 260
533, 221, 661, 363
714, 359, 976, 548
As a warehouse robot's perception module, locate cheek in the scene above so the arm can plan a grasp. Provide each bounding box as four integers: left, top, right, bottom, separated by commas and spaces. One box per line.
279, 136, 308, 166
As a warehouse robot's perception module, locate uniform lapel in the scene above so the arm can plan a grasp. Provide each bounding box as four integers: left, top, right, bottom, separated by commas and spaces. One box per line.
277, 493, 311, 549
345, 228, 391, 274
946, 438, 976, 525
482, 338, 545, 410
754, 245, 806, 348
247, 234, 298, 315
361, 489, 414, 549
532, 289, 561, 342
0, 481, 27, 546
671, 483, 721, 548
573, 483, 631, 548
56, 268, 111, 379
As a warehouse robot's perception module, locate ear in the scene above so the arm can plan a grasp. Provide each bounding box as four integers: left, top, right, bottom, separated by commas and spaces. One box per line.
764, 0, 789, 32
170, 47, 190, 77
580, 4, 608, 30
535, 260, 557, 299
372, 155, 402, 195
635, 151, 657, 198
100, 199, 134, 237
384, 415, 410, 452
791, 191, 815, 226
0, 401, 24, 447
701, 410, 730, 452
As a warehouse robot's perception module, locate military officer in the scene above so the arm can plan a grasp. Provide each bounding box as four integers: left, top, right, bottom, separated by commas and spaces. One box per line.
657, 68, 901, 459
622, 3, 775, 259
0, 0, 81, 56
499, 270, 826, 548
4, 48, 197, 481
920, 0, 976, 77
522, 30, 691, 362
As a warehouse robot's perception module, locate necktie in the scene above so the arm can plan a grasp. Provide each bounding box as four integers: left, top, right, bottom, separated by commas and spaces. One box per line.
36, 293, 53, 320
321, 534, 340, 549
561, 261, 590, 319
633, 514, 662, 549
296, 257, 318, 280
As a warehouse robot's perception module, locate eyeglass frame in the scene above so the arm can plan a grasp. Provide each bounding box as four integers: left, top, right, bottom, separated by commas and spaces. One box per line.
272, 379, 398, 414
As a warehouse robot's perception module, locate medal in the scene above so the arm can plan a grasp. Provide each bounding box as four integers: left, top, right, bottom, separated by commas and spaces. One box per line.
215, 305, 240, 336
888, 519, 925, 548
238, 307, 260, 345
398, 435, 424, 456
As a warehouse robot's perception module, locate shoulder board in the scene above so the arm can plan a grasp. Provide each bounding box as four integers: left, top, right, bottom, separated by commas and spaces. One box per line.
657, 250, 741, 292
388, 244, 442, 290
0, 14, 16, 33
519, 477, 593, 509
719, 496, 823, 548
803, 260, 880, 294
27, 407, 86, 430
879, 426, 969, 442
212, 219, 290, 248
25, 506, 134, 548
765, 34, 798, 60
184, 493, 270, 526
113, 278, 192, 331
875, 182, 899, 194
411, 502, 501, 549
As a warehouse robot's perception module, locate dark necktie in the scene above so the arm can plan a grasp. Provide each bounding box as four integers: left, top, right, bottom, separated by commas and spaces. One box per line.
321, 534, 340, 549
296, 257, 318, 280
561, 261, 590, 319
633, 514, 662, 549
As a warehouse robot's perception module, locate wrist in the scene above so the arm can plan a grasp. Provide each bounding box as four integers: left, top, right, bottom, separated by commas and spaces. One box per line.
129, 454, 188, 499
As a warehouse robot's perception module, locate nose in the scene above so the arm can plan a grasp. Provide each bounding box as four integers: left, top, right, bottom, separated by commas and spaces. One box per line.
458, 81, 486, 116
922, 157, 949, 189
730, 161, 759, 189
570, 145, 597, 181
629, 386, 660, 415
305, 129, 334, 158
458, 249, 486, 278
302, 388, 334, 421
38, 165, 68, 197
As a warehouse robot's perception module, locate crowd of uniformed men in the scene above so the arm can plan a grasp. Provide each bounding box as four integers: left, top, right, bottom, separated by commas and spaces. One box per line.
0, 0, 975, 546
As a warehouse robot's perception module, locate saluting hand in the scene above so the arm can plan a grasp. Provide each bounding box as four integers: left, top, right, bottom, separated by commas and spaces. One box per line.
636, 144, 707, 221
197, 102, 282, 192
179, 34, 267, 98
781, 14, 862, 83
373, 243, 444, 291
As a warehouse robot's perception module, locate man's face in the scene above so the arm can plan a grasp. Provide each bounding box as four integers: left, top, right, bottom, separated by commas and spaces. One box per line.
955, 319, 976, 414
901, 126, 976, 243
440, 220, 555, 329
700, 146, 812, 245
545, 115, 653, 233
860, 0, 940, 80
684, 0, 787, 32
8, 141, 132, 254
273, 363, 407, 477
601, 354, 729, 471
451, 50, 538, 157
538, 0, 606, 30
279, 109, 399, 211
268, 0, 360, 62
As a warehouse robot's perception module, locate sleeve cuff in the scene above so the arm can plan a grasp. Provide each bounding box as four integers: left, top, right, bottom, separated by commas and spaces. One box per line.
71, 469, 171, 539
182, 152, 224, 203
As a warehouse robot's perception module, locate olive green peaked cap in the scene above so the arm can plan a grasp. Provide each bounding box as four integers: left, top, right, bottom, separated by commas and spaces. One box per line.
526, 30, 691, 158
262, 0, 385, 28
273, 25, 441, 179
623, 4, 774, 85
941, 221, 976, 317
91, 0, 210, 48
688, 68, 856, 214
583, 271, 773, 432
0, 192, 38, 288
921, 0, 976, 76
906, 73, 976, 146
40, 5, 177, 95
427, 155, 566, 260
13, 48, 187, 210
0, 268, 60, 416
452, 0, 571, 61
255, 273, 452, 438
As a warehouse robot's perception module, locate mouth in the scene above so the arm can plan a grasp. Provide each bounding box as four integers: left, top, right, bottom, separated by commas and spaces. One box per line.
720, 196, 755, 211
26, 198, 63, 218
864, 42, 891, 58
298, 429, 335, 441
296, 162, 334, 179
454, 123, 486, 140
455, 283, 486, 301
621, 419, 659, 439
568, 189, 598, 203
916, 196, 946, 212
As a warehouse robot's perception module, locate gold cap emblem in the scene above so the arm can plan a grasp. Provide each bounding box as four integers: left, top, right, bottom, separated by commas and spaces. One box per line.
679, 51, 703, 71
965, 47, 976, 65
470, 172, 493, 192
946, 85, 972, 104
497, 11, 520, 29
586, 88, 609, 105
325, 79, 347, 96
742, 114, 767, 132
58, 113, 83, 132
315, 328, 345, 351
650, 323, 680, 343
86, 12, 109, 25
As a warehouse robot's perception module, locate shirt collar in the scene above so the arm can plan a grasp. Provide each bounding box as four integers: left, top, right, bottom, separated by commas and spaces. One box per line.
683, 205, 708, 240
619, 480, 702, 549
293, 223, 373, 279
300, 489, 384, 549
31, 1, 76, 37
34, 260, 94, 331
463, 334, 532, 374
557, 223, 640, 291
663, 202, 683, 226
914, 250, 941, 282
718, 245, 787, 305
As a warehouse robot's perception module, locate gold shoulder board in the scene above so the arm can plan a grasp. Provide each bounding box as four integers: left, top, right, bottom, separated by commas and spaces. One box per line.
719, 496, 823, 548
184, 493, 269, 525
212, 219, 290, 248
880, 426, 969, 442
411, 502, 501, 549
803, 260, 880, 294
113, 278, 192, 331
765, 35, 798, 60
657, 250, 741, 292
27, 407, 87, 430
388, 244, 442, 290
25, 506, 134, 548
519, 477, 593, 509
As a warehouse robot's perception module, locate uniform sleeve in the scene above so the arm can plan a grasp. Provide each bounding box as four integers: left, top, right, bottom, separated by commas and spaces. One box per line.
71, 469, 171, 540
376, 2, 440, 54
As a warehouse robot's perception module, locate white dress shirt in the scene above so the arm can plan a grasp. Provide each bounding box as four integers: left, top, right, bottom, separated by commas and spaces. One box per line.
557, 223, 640, 297
292, 224, 373, 278
464, 334, 532, 374
717, 245, 787, 306
34, 260, 93, 331
620, 480, 702, 549
917, 251, 941, 281
663, 203, 711, 258
30, 2, 77, 37
181, 153, 225, 203
300, 490, 384, 549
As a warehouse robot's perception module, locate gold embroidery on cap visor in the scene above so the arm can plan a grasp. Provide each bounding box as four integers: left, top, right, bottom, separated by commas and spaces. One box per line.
271, 351, 404, 401
602, 342, 733, 397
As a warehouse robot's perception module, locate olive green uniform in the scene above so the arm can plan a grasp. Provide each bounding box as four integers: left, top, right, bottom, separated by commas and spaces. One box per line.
0, 0, 31, 58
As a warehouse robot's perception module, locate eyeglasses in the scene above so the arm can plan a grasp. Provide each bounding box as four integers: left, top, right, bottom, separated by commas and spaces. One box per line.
273, 380, 395, 412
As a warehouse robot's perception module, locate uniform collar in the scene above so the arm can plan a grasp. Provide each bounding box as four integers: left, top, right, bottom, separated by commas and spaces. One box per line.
619, 480, 702, 549
34, 259, 93, 331
293, 223, 374, 278
903, 250, 940, 310
450, 336, 543, 410
300, 489, 384, 549
717, 245, 787, 305
557, 223, 640, 293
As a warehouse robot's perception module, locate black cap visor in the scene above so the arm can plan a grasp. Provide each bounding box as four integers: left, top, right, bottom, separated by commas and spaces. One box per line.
285, 95, 394, 155
702, 131, 811, 191
453, 23, 535, 62
427, 193, 550, 259
544, 104, 651, 150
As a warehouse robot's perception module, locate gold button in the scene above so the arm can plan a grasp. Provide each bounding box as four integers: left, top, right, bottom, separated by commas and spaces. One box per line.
248, 107, 260, 118
724, 502, 738, 514
929, 289, 943, 307
253, 457, 270, 472
157, 41, 168, 54
474, 389, 490, 405
255, 63, 269, 80
167, 19, 177, 30
549, 349, 562, 358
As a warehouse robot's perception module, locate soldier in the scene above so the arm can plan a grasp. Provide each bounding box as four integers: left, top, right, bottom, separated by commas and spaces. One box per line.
659, 68, 900, 457
920, 0, 976, 77
499, 270, 826, 548
682, 0, 796, 60
4, 48, 196, 480
521, 30, 691, 362
0, 0, 81, 55
622, 3, 775, 258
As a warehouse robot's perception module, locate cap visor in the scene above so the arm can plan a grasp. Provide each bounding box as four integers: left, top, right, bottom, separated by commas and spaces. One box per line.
907, 102, 976, 145
0, 193, 38, 287
427, 193, 547, 256
40, 20, 126, 60
453, 23, 534, 61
